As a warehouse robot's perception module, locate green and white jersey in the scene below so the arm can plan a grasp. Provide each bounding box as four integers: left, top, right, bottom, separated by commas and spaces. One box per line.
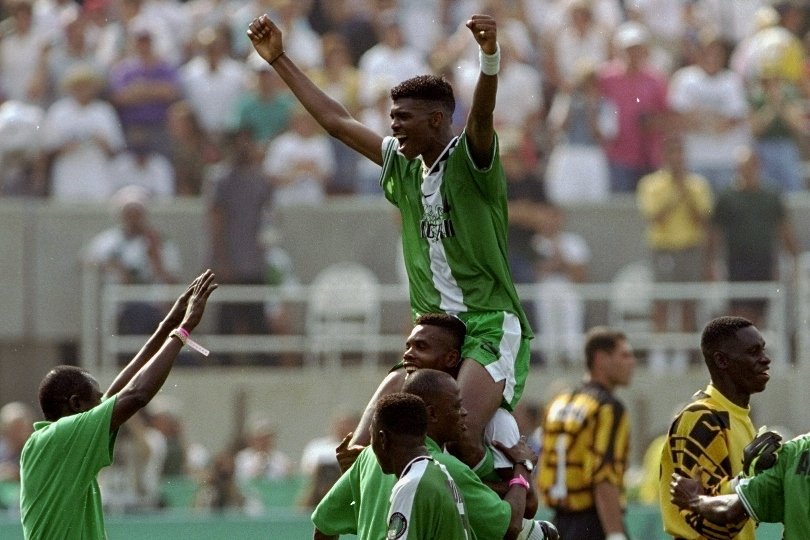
387, 455, 472, 540
736, 434, 810, 540
20, 397, 118, 540
311, 446, 394, 539
380, 133, 533, 339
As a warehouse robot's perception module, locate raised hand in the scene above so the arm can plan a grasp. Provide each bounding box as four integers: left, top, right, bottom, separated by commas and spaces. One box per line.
247, 14, 285, 65
466, 14, 497, 54
492, 437, 536, 469
336, 431, 365, 473
179, 269, 218, 332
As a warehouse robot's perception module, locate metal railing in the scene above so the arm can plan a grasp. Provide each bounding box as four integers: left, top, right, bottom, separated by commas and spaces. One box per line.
81, 264, 798, 371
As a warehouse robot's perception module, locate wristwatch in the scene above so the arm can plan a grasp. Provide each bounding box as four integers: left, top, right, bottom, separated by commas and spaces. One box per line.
519, 459, 534, 472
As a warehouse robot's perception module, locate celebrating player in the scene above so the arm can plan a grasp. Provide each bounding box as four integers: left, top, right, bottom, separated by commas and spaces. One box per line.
19, 270, 217, 538
247, 12, 533, 478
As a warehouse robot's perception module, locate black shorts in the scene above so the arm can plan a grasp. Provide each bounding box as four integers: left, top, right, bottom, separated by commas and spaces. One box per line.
552, 508, 606, 540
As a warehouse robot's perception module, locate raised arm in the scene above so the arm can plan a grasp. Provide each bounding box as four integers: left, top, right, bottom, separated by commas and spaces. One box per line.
247, 15, 383, 165
107, 270, 217, 431
464, 14, 498, 169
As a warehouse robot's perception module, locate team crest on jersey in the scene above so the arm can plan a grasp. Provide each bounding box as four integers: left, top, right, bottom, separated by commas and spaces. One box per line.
420, 200, 455, 241
387, 512, 408, 539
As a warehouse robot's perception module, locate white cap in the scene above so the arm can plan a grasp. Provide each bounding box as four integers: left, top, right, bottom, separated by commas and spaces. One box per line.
614, 21, 650, 49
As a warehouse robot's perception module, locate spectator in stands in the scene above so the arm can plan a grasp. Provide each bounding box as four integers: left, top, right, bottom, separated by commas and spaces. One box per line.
166, 100, 215, 196
261, 226, 300, 366
357, 11, 429, 107
299, 409, 360, 478
84, 186, 182, 338
709, 146, 800, 328
108, 17, 183, 157
637, 136, 713, 374
598, 21, 670, 193
309, 33, 363, 195
0, 0, 51, 105
195, 449, 254, 512
533, 203, 592, 366
208, 129, 272, 365
181, 26, 249, 145
234, 417, 292, 482
234, 52, 296, 147
262, 105, 335, 207
0, 402, 34, 482
147, 395, 209, 479
747, 63, 808, 193
545, 61, 614, 204
42, 63, 125, 201
544, 0, 611, 94
108, 126, 176, 197
0, 100, 47, 197
31, 9, 104, 108
98, 411, 165, 512
668, 31, 752, 193
501, 129, 547, 286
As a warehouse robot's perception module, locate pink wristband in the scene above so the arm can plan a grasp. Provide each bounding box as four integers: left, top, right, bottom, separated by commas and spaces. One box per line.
171, 327, 210, 357
509, 475, 530, 490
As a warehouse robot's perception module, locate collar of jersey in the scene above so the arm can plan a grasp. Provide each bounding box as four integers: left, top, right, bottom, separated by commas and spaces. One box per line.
420, 136, 459, 177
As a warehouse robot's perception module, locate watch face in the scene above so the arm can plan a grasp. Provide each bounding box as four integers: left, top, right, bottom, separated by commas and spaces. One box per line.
523, 459, 534, 471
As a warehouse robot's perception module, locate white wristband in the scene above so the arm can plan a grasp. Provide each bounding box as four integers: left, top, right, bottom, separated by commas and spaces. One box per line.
479, 43, 500, 76
606, 533, 628, 540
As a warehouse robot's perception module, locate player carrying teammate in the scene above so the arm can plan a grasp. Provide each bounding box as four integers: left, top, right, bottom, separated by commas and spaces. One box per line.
247, 12, 533, 478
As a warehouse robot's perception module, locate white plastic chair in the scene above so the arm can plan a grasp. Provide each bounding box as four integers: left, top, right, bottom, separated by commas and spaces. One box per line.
304, 262, 381, 367
608, 261, 654, 333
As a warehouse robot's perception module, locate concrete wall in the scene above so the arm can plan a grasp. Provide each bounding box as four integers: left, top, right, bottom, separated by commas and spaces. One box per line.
2, 195, 810, 464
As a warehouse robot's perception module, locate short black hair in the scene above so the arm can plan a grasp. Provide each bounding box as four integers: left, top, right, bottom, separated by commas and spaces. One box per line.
374, 393, 427, 439
401, 368, 453, 406
584, 326, 627, 370
413, 313, 466, 352
38, 365, 94, 421
700, 316, 753, 360
390, 75, 455, 115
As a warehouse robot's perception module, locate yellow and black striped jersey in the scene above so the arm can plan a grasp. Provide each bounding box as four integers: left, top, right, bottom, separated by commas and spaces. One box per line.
537, 381, 629, 512
658, 384, 756, 540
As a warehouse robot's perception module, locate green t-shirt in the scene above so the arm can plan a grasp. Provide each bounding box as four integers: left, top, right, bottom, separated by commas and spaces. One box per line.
20, 396, 118, 540
387, 455, 472, 540
427, 437, 511, 539
736, 434, 810, 540
312, 437, 511, 539
311, 447, 394, 538
380, 133, 532, 338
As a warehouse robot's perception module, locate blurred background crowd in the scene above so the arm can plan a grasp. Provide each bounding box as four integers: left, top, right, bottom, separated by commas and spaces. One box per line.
1, 0, 810, 525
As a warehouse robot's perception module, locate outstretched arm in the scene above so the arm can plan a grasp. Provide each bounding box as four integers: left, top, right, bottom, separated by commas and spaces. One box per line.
107, 270, 217, 431
247, 15, 383, 165
464, 14, 498, 169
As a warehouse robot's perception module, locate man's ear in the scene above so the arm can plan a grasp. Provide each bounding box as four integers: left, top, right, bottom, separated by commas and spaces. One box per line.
68, 394, 84, 413
429, 110, 444, 128
425, 403, 440, 424
445, 350, 461, 369
711, 350, 729, 370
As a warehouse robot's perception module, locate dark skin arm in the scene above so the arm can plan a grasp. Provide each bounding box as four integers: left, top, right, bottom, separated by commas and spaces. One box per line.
464, 15, 498, 169
106, 270, 217, 431
670, 473, 748, 525
594, 481, 626, 536
247, 15, 382, 165
348, 368, 407, 449
493, 439, 535, 540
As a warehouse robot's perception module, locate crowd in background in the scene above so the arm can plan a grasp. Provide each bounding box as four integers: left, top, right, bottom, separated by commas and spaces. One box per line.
1, 0, 810, 521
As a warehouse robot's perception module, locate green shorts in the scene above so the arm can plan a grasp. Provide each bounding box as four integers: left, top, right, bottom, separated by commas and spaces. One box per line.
457, 311, 531, 411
